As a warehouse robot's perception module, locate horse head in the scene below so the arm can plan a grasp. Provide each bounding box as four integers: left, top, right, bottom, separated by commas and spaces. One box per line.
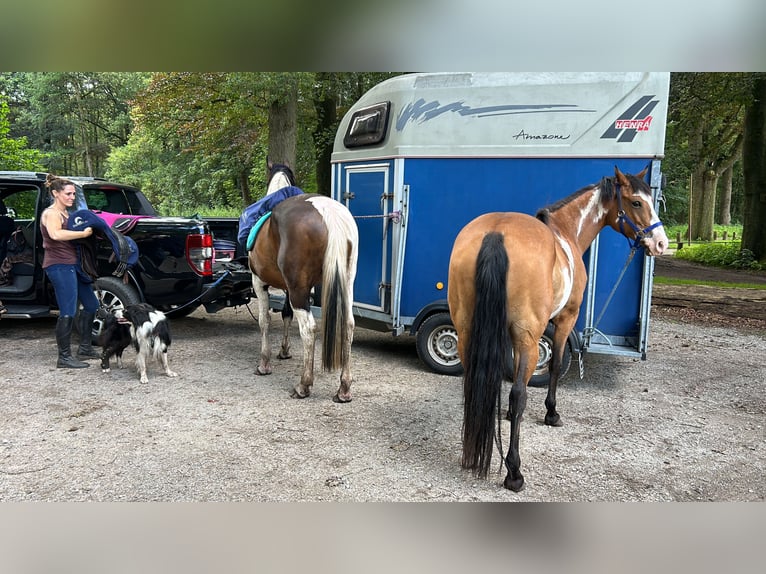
611, 167, 668, 256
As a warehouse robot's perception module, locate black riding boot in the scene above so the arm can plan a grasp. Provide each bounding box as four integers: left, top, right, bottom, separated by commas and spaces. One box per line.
56, 316, 89, 368
77, 311, 99, 359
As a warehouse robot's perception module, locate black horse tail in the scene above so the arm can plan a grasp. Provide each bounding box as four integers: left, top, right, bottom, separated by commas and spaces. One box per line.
320, 203, 358, 372
461, 231, 510, 479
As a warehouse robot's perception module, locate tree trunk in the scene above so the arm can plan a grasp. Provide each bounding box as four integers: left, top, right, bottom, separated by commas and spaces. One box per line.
688, 166, 717, 241
238, 168, 252, 206
741, 75, 766, 262
716, 165, 733, 225
267, 84, 297, 174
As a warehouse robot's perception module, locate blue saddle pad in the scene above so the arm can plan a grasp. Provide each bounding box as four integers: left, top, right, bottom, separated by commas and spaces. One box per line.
246, 212, 272, 251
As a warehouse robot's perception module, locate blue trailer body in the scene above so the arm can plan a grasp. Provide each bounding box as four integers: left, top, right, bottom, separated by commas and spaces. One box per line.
331, 73, 670, 376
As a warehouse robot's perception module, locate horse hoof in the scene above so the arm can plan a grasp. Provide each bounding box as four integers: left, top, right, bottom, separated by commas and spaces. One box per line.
278, 352, 292, 360
256, 366, 272, 376
544, 413, 563, 427
504, 475, 525, 492
290, 387, 310, 399
333, 392, 352, 404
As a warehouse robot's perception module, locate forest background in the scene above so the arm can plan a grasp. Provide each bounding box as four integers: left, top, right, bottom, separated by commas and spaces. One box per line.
1, 72, 765, 263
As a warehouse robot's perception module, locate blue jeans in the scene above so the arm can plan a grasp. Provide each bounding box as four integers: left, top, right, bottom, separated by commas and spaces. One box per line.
45, 264, 100, 317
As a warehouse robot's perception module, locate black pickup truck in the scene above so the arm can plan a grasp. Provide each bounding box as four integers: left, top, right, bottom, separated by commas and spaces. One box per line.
0, 171, 252, 333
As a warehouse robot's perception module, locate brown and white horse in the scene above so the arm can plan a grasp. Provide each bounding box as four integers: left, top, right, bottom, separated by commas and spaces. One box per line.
247, 162, 359, 402
448, 167, 668, 491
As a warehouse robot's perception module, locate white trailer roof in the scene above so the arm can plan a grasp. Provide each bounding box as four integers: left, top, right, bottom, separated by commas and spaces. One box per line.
332, 72, 669, 161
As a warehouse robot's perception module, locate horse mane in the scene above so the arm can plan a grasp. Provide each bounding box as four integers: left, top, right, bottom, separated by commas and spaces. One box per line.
535, 173, 650, 223
535, 181, 605, 223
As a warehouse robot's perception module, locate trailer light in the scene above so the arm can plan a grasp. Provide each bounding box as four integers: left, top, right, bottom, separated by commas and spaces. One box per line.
436, 282, 444, 290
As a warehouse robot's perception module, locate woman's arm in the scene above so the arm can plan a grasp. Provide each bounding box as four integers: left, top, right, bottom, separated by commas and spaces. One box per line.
42, 209, 93, 241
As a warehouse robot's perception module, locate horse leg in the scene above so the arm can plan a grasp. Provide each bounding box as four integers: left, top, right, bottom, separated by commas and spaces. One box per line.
333, 303, 355, 404
504, 342, 534, 492
278, 291, 293, 360
253, 276, 273, 375
290, 307, 316, 399
544, 316, 577, 427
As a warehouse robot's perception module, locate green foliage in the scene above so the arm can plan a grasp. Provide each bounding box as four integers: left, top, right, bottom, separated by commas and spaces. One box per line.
9, 72, 149, 176
0, 97, 44, 170
653, 276, 766, 290
674, 241, 764, 270
664, 223, 743, 241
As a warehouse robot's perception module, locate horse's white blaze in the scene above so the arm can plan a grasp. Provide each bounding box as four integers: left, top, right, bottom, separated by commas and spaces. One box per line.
550, 234, 575, 319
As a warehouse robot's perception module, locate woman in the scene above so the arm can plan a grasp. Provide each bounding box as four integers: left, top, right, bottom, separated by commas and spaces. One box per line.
41, 174, 99, 368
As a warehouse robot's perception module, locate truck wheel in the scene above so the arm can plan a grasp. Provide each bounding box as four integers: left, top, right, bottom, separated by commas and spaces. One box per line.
415, 312, 464, 376
527, 323, 572, 388
79, 276, 142, 341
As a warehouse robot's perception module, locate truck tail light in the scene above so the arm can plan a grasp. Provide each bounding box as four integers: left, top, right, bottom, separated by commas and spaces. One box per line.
186, 233, 213, 276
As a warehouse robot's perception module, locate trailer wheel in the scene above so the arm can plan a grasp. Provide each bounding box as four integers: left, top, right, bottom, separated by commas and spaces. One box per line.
77, 276, 142, 342
416, 312, 464, 376
527, 323, 572, 388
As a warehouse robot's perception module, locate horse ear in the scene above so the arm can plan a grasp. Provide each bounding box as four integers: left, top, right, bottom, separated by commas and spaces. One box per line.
267, 156, 273, 171
636, 167, 648, 180
614, 166, 629, 186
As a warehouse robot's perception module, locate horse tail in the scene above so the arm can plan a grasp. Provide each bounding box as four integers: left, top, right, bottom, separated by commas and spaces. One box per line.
319, 200, 358, 372
461, 231, 510, 479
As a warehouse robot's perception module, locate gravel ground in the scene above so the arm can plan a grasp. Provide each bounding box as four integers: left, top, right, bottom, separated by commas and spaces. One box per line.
1, 297, 764, 502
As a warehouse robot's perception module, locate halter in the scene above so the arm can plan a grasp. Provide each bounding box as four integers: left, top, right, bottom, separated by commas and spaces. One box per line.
615, 183, 664, 249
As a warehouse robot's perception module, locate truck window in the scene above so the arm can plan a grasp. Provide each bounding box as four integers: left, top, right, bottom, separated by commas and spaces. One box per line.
84, 189, 129, 214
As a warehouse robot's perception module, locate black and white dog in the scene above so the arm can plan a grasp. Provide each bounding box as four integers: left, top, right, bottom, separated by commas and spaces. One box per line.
98, 303, 178, 384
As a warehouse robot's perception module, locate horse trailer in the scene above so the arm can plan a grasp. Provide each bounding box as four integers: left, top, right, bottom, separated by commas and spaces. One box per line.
331, 72, 670, 382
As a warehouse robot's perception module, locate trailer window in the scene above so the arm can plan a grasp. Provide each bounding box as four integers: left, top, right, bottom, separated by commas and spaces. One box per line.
343, 102, 390, 148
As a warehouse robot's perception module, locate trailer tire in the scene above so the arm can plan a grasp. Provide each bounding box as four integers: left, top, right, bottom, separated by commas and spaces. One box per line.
527, 323, 572, 388
77, 276, 142, 342
415, 312, 464, 376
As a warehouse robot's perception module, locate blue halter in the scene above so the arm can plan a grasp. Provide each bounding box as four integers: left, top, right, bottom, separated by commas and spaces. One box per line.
615, 184, 664, 250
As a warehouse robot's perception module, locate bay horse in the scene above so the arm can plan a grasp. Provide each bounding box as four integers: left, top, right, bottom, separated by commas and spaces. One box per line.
247, 161, 359, 402
448, 167, 669, 491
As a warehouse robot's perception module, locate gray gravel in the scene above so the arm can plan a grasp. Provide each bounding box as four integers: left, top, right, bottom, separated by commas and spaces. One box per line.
0, 305, 764, 501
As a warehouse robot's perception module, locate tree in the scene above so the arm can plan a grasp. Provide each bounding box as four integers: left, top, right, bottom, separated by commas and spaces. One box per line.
0, 97, 44, 171
11, 72, 148, 176
668, 73, 749, 240
741, 74, 766, 263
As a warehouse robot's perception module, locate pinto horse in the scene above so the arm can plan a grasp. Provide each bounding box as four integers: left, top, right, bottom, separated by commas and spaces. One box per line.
448, 167, 669, 491
247, 162, 359, 402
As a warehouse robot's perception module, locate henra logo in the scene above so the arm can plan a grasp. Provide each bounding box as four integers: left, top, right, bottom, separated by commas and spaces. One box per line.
601, 95, 659, 143
615, 117, 653, 131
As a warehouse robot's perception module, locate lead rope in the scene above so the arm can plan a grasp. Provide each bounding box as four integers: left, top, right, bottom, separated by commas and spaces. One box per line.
591, 246, 638, 333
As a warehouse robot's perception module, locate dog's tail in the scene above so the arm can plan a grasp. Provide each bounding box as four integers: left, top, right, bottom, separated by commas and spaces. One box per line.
150, 311, 172, 359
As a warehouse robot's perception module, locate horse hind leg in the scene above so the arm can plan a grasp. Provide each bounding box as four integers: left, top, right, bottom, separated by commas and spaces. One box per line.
333, 301, 355, 404
544, 316, 576, 427
278, 291, 293, 360
290, 307, 316, 399
504, 345, 533, 492
253, 276, 273, 375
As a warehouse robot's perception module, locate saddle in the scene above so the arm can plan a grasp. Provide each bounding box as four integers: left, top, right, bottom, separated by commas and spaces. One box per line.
67, 209, 139, 278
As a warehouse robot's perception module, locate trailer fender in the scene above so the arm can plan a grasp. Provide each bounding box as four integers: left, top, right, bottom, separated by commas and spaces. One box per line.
409, 300, 450, 336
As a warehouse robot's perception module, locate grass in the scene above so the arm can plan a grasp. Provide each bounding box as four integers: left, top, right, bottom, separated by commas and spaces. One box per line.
654, 276, 766, 290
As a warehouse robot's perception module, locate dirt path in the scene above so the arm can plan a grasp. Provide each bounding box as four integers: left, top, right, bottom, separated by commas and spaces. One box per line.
653, 254, 766, 327
1, 271, 764, 501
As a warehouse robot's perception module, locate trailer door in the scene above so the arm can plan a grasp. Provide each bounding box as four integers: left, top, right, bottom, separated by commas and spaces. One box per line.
338, 162, 394, 313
